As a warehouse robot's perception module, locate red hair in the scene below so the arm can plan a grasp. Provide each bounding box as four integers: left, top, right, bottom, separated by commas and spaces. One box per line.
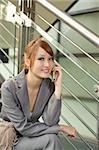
23, 38, 54, 73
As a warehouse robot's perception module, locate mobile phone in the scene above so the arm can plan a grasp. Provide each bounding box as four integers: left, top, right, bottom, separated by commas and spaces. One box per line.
52, 70, 56, 81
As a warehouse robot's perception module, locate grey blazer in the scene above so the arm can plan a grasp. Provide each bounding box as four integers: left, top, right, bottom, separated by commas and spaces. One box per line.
1, 70, 61, 137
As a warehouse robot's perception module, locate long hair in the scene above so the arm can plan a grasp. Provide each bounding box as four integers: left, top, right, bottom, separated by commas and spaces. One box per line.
23, 38, 54, 73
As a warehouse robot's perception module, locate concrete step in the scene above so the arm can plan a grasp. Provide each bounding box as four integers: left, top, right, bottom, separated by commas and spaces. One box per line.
59, 134, 98, 150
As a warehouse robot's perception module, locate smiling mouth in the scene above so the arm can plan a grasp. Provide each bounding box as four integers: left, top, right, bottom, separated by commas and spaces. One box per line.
42, 69, 50, 73
43, 70, 49, 73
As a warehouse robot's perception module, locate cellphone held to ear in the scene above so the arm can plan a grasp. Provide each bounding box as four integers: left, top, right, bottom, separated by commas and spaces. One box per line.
52, 69, 59, 82
51, 62, 59, 82
52, 70, 56, 81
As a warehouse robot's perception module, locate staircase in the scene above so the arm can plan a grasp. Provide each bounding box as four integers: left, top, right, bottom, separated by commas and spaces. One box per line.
0, 0, 99, 149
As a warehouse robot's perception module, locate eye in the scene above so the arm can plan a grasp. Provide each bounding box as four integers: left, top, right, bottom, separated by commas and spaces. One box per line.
48, 57, 54, 61
38, 57, 44, 61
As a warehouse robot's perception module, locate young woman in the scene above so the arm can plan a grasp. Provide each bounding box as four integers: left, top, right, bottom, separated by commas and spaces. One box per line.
1, 38, 76, 150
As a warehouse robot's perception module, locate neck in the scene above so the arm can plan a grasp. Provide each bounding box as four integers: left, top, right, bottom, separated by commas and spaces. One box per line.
26, 70, 42, 89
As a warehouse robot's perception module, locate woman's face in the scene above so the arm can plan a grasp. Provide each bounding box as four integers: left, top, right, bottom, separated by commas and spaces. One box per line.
30, 47, 54, 79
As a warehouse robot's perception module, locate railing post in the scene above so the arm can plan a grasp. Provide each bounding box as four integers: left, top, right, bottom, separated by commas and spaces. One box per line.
16, 0, 36, 72
97, 101, 99, 149
36, 0, 99, 47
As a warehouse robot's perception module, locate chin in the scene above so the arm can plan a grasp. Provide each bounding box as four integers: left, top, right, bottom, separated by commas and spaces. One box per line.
42, 74, 50, 79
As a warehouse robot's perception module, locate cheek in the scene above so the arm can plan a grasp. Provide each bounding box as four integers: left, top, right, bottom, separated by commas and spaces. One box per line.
32, 62, 42, 71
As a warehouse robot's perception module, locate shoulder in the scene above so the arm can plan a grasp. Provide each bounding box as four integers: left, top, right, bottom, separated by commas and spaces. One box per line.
1, 70, 25, 90
1, 77, 15, 93
1, 78, 13, 88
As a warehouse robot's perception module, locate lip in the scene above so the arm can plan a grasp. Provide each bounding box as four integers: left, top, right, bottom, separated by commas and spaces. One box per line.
42, 69, 50, 73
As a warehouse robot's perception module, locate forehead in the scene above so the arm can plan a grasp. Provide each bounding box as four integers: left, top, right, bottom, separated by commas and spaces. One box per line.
35, 47, 51, 57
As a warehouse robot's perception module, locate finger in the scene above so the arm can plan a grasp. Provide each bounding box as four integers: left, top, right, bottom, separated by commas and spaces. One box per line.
68, 134, 76, 139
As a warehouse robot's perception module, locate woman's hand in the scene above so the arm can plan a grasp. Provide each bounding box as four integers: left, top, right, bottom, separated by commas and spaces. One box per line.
59, 125, 76, 138
53, 62, 62, 99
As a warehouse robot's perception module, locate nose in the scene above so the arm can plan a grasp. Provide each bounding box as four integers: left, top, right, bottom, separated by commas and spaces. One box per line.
44, 60, 50, 67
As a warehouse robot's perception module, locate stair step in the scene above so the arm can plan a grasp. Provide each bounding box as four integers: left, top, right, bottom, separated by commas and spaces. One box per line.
59, 134, 98, 150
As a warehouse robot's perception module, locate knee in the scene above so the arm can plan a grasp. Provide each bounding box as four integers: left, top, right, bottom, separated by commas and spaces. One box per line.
46, 134, 63, 149
43, 134, 59, 144
47, 134, 59, 142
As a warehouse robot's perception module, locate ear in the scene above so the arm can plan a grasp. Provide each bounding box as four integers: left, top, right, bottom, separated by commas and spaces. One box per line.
24, 53, 30, 68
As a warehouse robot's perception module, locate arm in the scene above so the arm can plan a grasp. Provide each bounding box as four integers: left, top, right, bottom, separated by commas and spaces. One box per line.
1, 81, 59, 137
42, 63, 77, 138
42, 93, 61, 126
59, 125, 77, 138
42, 62, 62, 126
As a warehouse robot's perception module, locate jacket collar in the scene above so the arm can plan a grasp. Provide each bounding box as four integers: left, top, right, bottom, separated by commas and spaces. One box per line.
15, 70, 29, 116
14, 70, 53, 116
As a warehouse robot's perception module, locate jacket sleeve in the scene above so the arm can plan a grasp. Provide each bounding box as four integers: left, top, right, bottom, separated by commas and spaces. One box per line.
1, 81, 59, 137
42, 93, 61, 126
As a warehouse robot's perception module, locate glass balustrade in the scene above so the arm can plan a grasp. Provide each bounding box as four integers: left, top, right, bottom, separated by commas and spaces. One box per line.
0, 0, 99, 149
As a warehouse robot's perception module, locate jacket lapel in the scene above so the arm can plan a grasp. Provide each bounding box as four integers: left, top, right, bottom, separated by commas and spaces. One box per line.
14, 70, 54, 116
33, 79, 52, 114
14, 70, 30, 116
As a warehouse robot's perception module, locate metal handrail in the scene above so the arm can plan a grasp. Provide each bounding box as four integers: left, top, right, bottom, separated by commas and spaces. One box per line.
61, 66, 99, 103
11, 10, 99, 83
36, 0, 99, 47
31, 21, 99, 83
0, 23, 19, 41
3, 3, 98, 87
27, 22, 99, 102
0, 0, 98, 148
12, 12, 99, 102
0, 35, 13, 48
62, 83, 98, 120
13, 12, 99, 104
30, 21, 99, 104
35, 12, 99, 65
63, 100, 97, 138
61, 115, 94, 150
45, 0, 79, 32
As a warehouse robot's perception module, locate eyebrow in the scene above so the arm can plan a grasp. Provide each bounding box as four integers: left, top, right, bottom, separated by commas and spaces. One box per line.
36, 54, 45, 57
37, 54, 52, 57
